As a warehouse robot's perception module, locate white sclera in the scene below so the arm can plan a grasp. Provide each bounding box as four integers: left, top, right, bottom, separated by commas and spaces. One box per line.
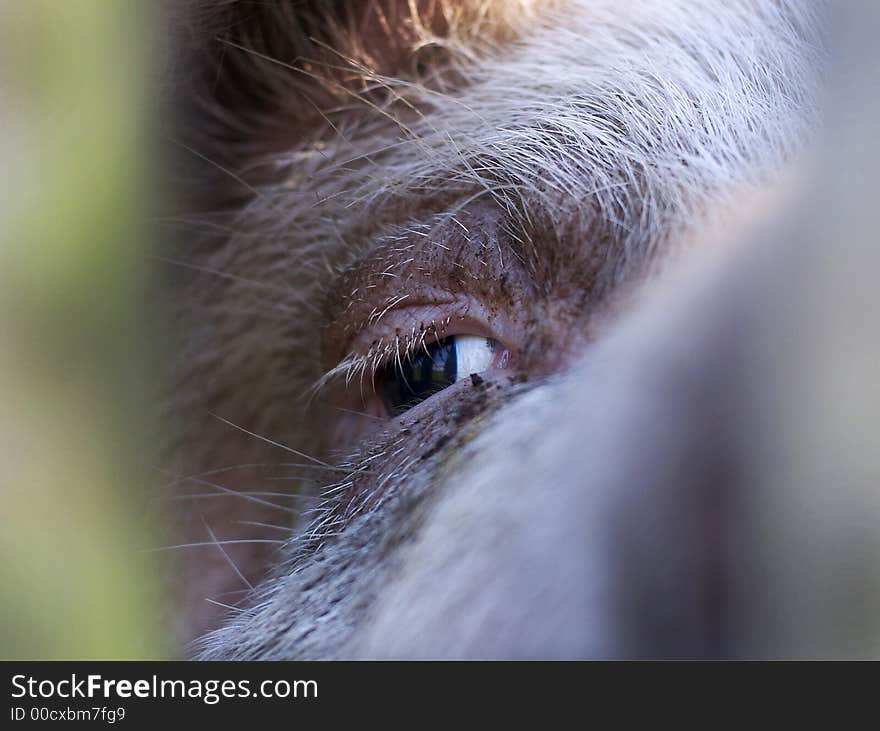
453, 335, 496, 382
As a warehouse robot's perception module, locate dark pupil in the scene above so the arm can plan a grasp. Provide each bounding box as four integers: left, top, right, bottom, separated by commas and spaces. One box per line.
380, 337, 457, 415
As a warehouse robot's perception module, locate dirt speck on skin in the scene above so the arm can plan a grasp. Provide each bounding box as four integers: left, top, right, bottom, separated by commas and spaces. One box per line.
452, 382, 489, 426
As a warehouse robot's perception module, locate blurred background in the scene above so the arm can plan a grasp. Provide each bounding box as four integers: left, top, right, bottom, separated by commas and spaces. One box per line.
0, 0, 167, 658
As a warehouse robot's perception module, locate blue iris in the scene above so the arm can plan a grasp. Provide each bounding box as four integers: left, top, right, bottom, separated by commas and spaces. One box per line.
380, 337, 458, 414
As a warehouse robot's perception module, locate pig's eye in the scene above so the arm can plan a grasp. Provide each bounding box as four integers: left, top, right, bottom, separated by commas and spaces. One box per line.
379, 335, 498, 415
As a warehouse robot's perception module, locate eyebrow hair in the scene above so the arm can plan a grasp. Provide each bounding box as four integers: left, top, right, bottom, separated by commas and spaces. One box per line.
170, 0, 551, 181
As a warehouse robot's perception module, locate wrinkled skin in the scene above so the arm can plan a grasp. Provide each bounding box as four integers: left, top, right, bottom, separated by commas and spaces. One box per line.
163, 0, 880, 658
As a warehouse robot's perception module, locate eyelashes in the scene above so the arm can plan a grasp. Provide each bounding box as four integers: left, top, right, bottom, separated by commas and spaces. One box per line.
313, 318, 453, 398
314, 315, 509, 417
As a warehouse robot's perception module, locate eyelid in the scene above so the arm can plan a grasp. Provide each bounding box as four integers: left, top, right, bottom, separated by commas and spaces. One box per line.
330, 297, 491, 364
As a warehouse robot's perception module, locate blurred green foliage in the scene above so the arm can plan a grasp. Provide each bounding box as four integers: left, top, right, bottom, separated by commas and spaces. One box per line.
0, 0, 168, 658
